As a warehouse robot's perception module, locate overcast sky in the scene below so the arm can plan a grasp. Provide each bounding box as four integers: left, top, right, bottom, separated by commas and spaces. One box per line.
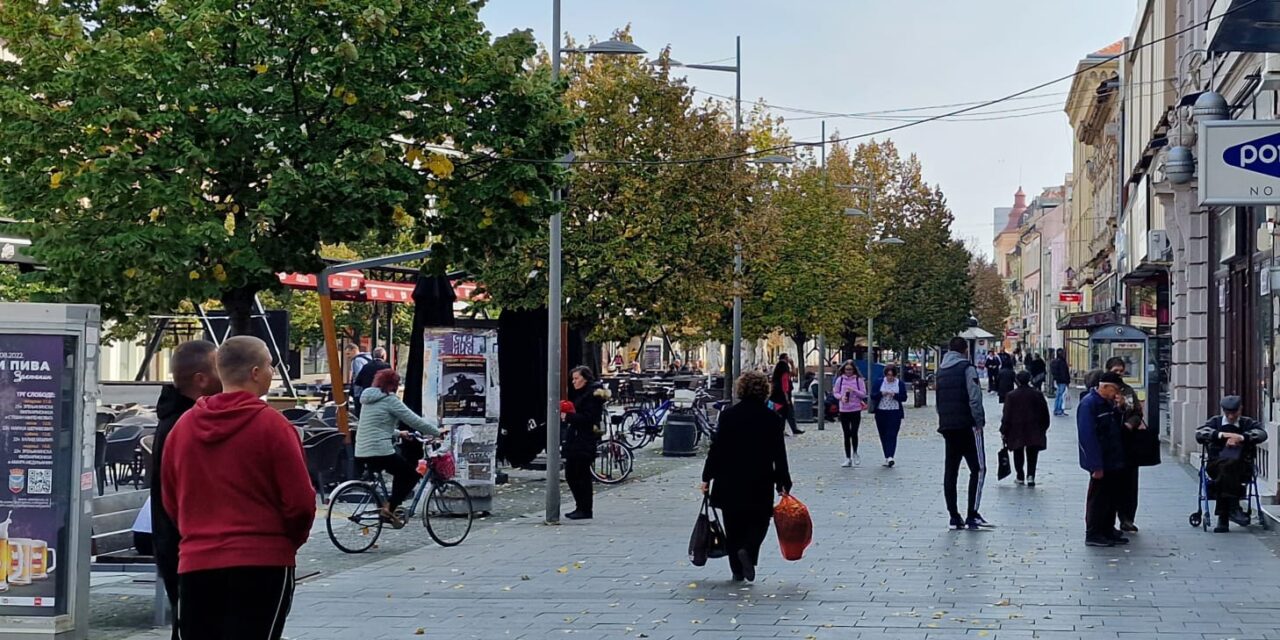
479, 1, 1139, 255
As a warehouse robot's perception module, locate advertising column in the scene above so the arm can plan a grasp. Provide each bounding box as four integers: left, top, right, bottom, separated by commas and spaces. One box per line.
0, 335, 69, 613
422, 329, 499, 513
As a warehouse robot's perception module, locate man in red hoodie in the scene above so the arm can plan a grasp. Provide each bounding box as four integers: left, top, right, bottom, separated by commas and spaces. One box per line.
161, 335, 315, 640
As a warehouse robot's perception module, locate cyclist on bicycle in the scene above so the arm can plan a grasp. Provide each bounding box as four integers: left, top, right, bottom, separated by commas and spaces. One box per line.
357, 369, 445, 527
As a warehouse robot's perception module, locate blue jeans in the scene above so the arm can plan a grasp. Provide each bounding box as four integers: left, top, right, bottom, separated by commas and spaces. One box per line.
1054, 383, 1068, 414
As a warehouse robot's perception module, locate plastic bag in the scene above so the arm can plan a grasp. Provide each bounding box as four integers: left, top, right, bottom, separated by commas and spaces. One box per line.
773, 494, 812, 561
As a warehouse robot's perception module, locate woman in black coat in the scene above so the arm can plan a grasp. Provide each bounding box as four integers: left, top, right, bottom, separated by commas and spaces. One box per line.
999, 371, 1050, 485
701, 371, 792, 582
996, 361, 1016, 404
562, 366, 608, 520
769, 360, 803, 435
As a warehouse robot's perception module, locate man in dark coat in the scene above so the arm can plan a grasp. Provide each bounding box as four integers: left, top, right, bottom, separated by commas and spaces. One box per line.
701, 371, 792, 582
151, 340, 222, 636
1077, 372, 1128, 547
1084, 357, 1156, 532
1050, 350, 1071, 416
351, 347, 391, 417
996, 360, 1016, 404
1000, 371, 1050, 485
1196, 396, 1268, 532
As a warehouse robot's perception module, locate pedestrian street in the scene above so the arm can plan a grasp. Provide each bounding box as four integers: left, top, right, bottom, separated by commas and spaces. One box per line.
122, 393, 1280, 640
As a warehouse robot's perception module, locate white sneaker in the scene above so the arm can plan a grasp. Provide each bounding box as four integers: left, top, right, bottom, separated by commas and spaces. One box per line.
841, 458, 853, 468
884, 457, 895, 468
852, 452, 862, 466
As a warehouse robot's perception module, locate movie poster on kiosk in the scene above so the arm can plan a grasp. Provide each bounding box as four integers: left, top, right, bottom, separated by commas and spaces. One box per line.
0, 334, 70, 613
423, 329, 500, 495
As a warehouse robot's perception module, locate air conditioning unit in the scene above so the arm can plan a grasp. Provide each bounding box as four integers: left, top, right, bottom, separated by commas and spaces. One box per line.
1262, 53, 1280, 91
1147, 229, 1171, 261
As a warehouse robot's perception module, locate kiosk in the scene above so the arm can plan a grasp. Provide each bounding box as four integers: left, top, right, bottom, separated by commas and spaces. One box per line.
0, 303, 100, 639
1088, 323, 1158, 433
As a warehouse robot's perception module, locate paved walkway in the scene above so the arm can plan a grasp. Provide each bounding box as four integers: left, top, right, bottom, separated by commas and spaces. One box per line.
121, 393, 1280, 640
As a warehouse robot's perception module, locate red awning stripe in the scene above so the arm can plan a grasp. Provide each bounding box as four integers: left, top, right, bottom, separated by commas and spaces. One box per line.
276, 271, 364, 291
277, 272, 482, 305
365, 280, 414, 303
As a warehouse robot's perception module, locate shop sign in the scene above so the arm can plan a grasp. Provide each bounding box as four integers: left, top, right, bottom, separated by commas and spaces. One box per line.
1059, 291, 1083, 304
1200, 121, 1280, 205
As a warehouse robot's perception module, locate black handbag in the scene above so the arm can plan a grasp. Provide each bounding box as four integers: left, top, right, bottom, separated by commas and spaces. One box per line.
997, 447, 1013, 480
688, 495, 728, 566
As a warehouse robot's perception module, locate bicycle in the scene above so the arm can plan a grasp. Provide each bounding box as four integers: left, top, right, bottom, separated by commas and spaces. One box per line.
325, 433, 474, 553
618, 390, 676, 449
689, 388, 726, 445
592, 417, 635, 484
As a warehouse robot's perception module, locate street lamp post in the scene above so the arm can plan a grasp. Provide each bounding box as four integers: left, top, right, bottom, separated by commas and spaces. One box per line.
839, 186, 903, 385
546, 0, 646, 524
666, 38, 743, 399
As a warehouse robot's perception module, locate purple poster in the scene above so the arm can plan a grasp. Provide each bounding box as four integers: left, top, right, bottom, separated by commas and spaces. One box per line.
0, 335, 67, 613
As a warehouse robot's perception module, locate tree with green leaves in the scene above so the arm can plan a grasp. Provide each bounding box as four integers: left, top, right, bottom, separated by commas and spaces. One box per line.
969, 253, 1010, 336
478, 38, 749, 344
0, 0, 571, 334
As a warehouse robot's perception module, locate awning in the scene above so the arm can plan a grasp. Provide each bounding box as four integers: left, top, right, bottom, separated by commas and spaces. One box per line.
278, 271, 480, 305
1057, 310, 1120, 331
1208, 0, 1280, 53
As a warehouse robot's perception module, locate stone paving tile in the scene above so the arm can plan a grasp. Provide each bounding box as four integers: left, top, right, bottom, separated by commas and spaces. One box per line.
115, 393, 1280, 640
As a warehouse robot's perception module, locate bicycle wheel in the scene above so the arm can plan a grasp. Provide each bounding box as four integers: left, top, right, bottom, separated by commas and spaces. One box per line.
422, 480, 474, 547
620, 411, 655, 449
591, 441, 634, 484
326, 483, 384, 554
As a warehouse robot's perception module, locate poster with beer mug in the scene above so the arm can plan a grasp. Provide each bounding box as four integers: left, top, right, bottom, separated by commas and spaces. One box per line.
0, 334, 70, 614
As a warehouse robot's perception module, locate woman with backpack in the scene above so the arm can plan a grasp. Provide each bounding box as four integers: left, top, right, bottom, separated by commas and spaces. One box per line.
832, 361, 868, 467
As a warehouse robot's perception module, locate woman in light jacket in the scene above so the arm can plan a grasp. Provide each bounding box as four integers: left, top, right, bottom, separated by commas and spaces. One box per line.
356, 369, 443, 527
832, 360, 868, 467
870, 365, 908, 467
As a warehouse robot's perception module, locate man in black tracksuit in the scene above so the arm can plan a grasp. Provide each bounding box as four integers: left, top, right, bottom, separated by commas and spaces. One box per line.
936, 337, 990, 530
151, 340, 222, 638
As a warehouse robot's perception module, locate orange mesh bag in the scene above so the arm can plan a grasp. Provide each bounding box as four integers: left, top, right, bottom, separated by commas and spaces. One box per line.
772, 494, 812, 561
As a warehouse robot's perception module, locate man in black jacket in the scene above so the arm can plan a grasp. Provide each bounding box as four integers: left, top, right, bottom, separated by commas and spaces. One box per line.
351, 347, 391, 416
150, 340, 221, 636
936, 337, 990, 530
1196, 396, 1268, 532
1050, 350, 1071, 416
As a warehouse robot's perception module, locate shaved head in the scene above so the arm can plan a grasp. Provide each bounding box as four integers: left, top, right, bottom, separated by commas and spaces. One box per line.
217, 336, 272, 386
172, 340, 219, 397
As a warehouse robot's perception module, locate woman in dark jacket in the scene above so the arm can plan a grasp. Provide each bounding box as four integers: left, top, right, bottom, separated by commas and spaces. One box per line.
870, 365, 909, 467
701, 371, 792, 582
996, 360, 1016, 404
1000, 371, 1050, 485
769, 360, 803, 435
562, 365, 608, 520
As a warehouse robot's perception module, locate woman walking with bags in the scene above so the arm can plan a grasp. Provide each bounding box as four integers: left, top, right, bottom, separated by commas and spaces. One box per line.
701, 371, 792, 582
832, 361, 868, 467
870, 365, 908, 467
770, 359, 803, 435
1000, 371, 1050, 486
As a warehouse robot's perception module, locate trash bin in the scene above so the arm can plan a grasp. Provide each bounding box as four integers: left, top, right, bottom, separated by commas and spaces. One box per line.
792, 394, 815, 421
913, 380, 928, 408
662, 412, 698, 457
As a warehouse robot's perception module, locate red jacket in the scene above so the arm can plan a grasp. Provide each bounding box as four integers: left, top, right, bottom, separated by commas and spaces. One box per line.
161, 391, 315, 574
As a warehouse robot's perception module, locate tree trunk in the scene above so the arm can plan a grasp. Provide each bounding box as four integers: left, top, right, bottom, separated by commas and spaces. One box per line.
221, 286, 258, 337
792, 327, 808, 394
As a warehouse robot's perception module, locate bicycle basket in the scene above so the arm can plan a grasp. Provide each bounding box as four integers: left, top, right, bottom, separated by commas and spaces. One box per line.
429, 451, 457, 480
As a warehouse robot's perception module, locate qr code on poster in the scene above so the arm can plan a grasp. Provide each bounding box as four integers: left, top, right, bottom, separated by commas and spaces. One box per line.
27, 469, 51, 495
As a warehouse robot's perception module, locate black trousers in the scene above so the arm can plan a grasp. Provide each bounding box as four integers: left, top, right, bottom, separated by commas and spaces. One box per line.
358, 453, 419, 509
1115, 466, 1139, 524
177, 566, 295, 640
942, 429, 983, 518
1012, 447, 1039, 479
1085, 472, 1122, 537
721, 506, 772, 578
782, 404, 801, 434
1208, 457, 1251, 516
839, 412, 862, 457
565, 456, 594, 514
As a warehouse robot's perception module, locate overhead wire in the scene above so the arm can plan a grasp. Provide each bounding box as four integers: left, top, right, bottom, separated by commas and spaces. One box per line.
499, 0, 1254, 166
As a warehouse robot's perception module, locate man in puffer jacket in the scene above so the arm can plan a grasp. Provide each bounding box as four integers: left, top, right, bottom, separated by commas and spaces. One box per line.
935, 337, 990, 530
